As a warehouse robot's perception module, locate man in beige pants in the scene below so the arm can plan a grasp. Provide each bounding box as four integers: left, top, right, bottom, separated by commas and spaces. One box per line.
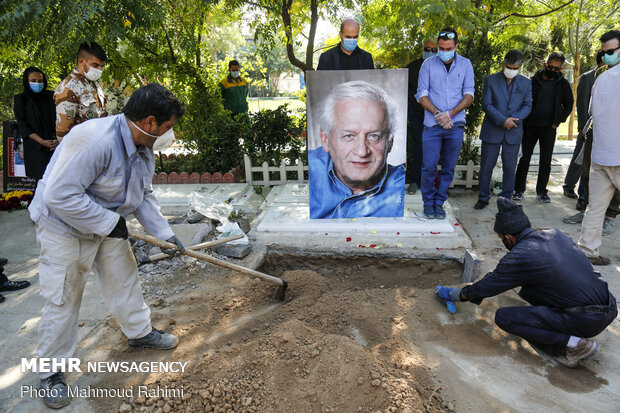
29, 84, 185, 409
578, 30, 620, 265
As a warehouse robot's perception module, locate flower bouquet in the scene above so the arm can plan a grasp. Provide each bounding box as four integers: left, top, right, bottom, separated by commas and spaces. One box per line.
0, 190, 34, 211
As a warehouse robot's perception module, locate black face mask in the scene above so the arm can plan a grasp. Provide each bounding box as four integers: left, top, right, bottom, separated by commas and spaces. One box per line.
544, 69, 559, 79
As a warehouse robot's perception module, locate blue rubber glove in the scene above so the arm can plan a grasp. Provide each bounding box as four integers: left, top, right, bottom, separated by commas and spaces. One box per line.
435, 286, 457, 314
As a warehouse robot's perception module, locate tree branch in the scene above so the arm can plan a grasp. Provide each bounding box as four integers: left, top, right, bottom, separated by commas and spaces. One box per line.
281, 0, 307, 71
162, 23, 177, 64
305, 0, 318, 70
494, 0, 576, 24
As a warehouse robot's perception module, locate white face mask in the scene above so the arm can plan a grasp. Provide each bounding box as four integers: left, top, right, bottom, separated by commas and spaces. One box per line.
503, 67, 519, 79
83, 62, 102, 81
129, 119, 176, 150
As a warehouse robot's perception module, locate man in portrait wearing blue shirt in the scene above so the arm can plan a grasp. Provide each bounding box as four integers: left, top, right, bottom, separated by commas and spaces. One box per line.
416, 27, 475, 219
309, 80, 405, 219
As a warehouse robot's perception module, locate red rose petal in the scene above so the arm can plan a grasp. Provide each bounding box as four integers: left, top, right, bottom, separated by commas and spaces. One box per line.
346, 237, 352, 242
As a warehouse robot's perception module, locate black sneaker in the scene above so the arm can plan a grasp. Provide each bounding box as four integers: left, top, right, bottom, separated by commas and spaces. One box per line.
512, 192, 523, 201
563, 187, 578, 199
40, 372, 71, 409
435, 205, 446, 219
474, 200, 489, 210
576, 198, 587, 211
406, 183, 418, 195
537, 193, 551, 203
128, 327, 179, 349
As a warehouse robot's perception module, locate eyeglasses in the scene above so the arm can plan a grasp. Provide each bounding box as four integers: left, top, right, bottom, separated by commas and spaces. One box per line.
602, 46, 620, 55
546, 64, 563, 72
438, 32, 455, 39
424, 47, 438, 53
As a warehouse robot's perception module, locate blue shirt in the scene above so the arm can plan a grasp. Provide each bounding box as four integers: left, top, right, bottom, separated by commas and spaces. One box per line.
416, 54, 475, 127
308, 148, 406, 219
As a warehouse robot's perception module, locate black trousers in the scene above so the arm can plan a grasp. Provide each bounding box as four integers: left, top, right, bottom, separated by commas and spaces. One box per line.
406, 111, 424, 185
581, 133, 620, 218
515, 125, 556, 194
563, 133, 585, 196
494, 298, 617, 356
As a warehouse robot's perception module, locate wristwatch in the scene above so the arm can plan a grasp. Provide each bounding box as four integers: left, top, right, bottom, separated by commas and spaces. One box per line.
434, 110, 441, 117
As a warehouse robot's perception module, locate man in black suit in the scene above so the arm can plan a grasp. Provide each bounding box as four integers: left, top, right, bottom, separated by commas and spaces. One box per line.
317, 19, 374, 71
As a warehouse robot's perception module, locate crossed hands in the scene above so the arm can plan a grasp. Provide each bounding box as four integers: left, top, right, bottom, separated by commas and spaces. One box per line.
503, 117, 520, 130
42, 139, 59, 151
435, 111, 453, 130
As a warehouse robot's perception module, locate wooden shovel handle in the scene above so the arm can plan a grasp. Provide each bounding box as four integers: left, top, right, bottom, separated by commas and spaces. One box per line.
129, 232, 285, 287
145, 234, 244, 263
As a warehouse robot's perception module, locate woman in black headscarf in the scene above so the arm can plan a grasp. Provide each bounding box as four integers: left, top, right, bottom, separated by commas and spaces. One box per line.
13, 67, 58, 180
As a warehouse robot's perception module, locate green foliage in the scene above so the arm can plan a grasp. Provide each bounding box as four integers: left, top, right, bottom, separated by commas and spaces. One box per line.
248, 104, 304, 166
457, 135, 481, 166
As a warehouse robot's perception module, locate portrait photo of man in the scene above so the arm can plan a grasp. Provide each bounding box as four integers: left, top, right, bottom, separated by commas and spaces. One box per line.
307, 74, 407, 219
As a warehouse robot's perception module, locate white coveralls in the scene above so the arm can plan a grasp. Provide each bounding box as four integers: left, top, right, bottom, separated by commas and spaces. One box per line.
29, 114, 175, 379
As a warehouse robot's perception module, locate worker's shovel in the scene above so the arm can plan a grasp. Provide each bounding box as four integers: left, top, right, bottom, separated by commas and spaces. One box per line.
130, 232, 288, 300
138, 234, 244, 264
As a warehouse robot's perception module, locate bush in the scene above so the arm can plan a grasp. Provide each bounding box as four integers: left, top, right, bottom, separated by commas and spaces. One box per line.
174, 66, 251, 174
248, 104, 304, 166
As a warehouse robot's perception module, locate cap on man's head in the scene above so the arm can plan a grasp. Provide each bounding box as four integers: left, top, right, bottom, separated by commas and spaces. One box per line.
494, 198, 531, 234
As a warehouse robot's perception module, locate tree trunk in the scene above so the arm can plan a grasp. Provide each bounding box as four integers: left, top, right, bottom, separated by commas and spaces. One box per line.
568, 53, 580, 140
281, 0, 308, 72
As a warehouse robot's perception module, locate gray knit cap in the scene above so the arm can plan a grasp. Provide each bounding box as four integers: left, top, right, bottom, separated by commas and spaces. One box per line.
494, 198, 531, 234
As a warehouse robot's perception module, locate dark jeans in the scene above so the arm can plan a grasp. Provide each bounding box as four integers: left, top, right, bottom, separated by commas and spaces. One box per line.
406, 111, 424, 185
563, 134, 586, 198
515, 125, 556, 194
494, 298, 617, 356
582, 134, 620, 218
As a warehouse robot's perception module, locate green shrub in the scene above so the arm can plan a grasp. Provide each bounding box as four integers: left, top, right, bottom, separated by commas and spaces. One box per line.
248, 104, 304, 166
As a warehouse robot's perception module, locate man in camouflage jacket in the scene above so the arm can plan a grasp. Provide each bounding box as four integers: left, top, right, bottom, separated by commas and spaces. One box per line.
54, 41, 108, 140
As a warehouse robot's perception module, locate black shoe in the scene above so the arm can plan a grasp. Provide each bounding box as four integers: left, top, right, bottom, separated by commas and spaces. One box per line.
128, 327, 179, 349
474, 200, 489, 210
40, 372, 71, 409
512, 192, 523, 201
537, 193, 551, 203
563, 187, 578, 199
0, 280, 30, 292
0, 293, 4, 303
576, 198, 587, 211
406, 183, 418, 195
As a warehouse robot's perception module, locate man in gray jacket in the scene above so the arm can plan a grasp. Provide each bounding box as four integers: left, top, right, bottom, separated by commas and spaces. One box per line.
29, 84, 185, 409
475, 50, 532, 209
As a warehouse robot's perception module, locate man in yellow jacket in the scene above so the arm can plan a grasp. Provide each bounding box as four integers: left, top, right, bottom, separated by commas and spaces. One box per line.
219, 60, 249, 115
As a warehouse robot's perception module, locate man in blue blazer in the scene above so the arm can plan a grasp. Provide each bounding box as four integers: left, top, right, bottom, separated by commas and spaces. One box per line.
475, 50, 532, 209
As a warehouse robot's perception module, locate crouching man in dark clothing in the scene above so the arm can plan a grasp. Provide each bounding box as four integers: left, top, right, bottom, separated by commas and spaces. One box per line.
436, 198, 617, 367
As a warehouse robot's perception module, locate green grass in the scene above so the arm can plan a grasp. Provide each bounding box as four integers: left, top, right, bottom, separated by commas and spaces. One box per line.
248, 97, 305, 113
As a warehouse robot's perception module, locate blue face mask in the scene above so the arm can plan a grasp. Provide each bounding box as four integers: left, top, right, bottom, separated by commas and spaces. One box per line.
29, 82, 44, 93
423, 51, 437, 60
602, 52, 620, 67
342, 38, 358, 52
438, 50, 455, 62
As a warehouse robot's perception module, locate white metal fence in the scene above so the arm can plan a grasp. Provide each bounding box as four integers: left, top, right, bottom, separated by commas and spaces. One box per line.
244, 155, 479, 188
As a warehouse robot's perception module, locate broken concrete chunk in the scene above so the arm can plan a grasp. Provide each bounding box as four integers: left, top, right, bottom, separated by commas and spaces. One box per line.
461, 249, 481, 283
217, 243, 252, 258
170, 223, 212, 247
187, 212, 206, 224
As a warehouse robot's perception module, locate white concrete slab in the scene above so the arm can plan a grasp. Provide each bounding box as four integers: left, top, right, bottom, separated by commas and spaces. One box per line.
250, 184, 471, 254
